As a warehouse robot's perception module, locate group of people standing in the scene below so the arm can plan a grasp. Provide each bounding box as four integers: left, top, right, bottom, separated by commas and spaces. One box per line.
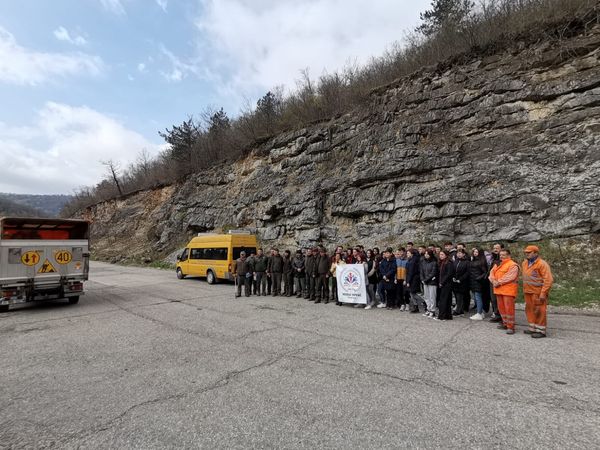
233, 241, 554, 338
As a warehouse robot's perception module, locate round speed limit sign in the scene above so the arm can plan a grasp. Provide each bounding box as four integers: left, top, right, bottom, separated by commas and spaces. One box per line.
55, 250, 72, 265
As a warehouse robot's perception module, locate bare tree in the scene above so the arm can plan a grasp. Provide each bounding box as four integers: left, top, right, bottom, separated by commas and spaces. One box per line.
101, 160, 123, 197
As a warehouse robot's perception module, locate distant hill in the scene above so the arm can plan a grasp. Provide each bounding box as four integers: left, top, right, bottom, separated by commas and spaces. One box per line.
0, 193, 73, 217
0, 197, 44, 217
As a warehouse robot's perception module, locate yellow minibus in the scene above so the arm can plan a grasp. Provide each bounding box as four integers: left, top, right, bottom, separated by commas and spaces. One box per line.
175, 232, 258, 284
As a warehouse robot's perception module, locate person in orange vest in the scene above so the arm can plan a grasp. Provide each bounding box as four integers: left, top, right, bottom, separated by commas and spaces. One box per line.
522, 245, 553, 338
489, 249, 520, 334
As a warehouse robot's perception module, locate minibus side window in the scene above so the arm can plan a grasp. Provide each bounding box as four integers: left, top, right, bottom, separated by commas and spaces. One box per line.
203, 248, 227, 260
180, 248, 189, 261
190, 248, 203, 259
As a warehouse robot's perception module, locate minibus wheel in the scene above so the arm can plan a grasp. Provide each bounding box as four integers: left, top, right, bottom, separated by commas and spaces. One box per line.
176, 268, 185, 279
206, 270, 217, 284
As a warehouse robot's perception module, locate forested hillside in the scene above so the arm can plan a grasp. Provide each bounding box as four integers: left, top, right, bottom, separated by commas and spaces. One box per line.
0, 197, 44, 217
0, 193, 72, 217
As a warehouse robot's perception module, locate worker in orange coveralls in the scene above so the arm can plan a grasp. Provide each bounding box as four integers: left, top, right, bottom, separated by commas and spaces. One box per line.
489, 249, 520, 335
522, 245, 554, 339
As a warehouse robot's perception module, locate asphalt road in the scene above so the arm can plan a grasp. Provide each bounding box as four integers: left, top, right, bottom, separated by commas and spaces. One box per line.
1, 262, 599, 449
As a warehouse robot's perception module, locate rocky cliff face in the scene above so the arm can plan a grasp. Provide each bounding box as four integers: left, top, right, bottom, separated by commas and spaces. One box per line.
84, 27, 600, 260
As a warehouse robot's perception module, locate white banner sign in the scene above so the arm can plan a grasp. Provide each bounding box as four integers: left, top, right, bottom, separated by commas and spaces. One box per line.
336, 264, 367, 304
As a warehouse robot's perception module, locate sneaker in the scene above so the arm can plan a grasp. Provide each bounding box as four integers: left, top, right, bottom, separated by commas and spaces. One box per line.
365, 305, 372, 310
470, 313, 483, 321
523, 330, 535, 335
422, 312, 429, 317
531, 332, 547, 339
377, 303, 386, 309
401, 305, 406, 311
428, 312, 435, 318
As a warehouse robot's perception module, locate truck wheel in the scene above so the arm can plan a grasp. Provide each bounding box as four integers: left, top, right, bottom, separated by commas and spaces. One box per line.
176, 268, 185, 279
206, 270, 217, 285
68, 296, 80, 305
0, 305, 9, 313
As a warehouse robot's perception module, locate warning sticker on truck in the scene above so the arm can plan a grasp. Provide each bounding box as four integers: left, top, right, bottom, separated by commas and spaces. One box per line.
21, 251, 40, 266
38, 259, 57, 273
54, 250, 72, 265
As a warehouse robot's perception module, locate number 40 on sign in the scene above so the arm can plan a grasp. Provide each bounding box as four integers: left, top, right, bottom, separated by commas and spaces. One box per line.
55, 250, 72, 264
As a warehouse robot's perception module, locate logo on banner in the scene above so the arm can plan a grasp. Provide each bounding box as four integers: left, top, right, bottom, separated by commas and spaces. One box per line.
341, 267, 362, 292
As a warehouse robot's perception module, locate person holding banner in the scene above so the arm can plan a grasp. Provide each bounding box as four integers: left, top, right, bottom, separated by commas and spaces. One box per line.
353, 253, 368, 308
331, 253, 346, 305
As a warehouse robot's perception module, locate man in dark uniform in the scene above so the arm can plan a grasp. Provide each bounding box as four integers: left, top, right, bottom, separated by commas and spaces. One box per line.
268, 248, 284, 296
253, 248, 269, 296
247, 251, 256, 295
304, 247, 317, 301
292, 249, 306, 298
283, 250, 294, 297
233, 251, 252, 298
266, 248, 273, 295
315, 247, 331, 304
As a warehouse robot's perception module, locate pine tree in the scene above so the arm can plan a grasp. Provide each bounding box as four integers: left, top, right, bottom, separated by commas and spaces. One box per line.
417, 0, 475, 37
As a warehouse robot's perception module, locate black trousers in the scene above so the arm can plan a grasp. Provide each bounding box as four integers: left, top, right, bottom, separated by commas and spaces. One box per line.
283, 272, 294, 296
306, 275, 316, 299
331, 278, 338, 301
395, 280, 408, 306
271, 273, 282, 295
481, 279, 491, 313
438, 284, 454, 320
236, 275, 251, 297
316, 274, 329, 301
255, 272, 267, 295
454, 291, 470, 314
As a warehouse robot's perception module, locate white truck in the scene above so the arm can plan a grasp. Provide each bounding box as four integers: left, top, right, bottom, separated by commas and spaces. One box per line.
0, 217, 90, 312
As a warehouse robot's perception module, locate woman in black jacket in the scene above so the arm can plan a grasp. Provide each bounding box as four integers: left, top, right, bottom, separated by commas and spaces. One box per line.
419, 250, 438, 318
436, 250, 455, 321
452, 249, 471, 316
469, 248, 488, 320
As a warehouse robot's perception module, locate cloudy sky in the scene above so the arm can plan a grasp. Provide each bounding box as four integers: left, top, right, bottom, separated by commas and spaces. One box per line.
0, 0, 430, 194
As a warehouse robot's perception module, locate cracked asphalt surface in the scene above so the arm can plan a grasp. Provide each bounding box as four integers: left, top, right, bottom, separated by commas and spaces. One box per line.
1, 261, 599, 449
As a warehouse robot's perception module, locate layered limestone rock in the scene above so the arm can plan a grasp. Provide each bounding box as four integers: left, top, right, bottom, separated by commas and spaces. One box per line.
84, 27, 600, 260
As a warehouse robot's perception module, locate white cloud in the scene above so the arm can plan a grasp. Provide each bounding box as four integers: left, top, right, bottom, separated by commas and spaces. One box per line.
0, 103, 162, 194
100, 0, 126, 15
53, 26, 88, 46
0, 26, 104, 85
159, 44, 206, 83
137, 62, 146, 72
194, 0, 430, 104
156, 0, 168, 12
